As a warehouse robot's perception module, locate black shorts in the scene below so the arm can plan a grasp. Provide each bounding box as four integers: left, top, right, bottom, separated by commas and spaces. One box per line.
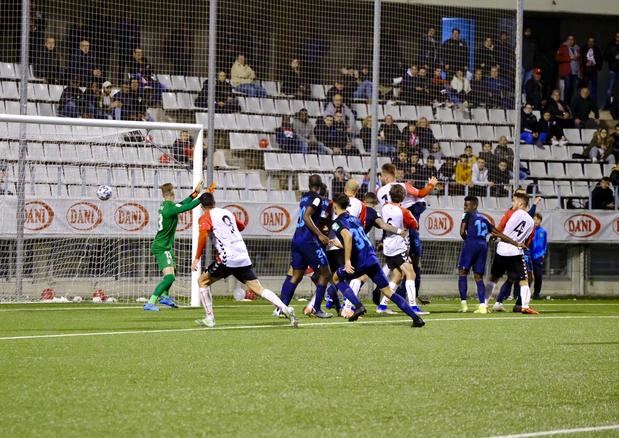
326, 249, 344, 272
207, 262, 258, 283
385, 252, 410, 271
490, 254, 528, 282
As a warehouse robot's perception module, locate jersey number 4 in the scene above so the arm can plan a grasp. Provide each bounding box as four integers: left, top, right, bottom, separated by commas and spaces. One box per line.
513, 221, 527, 237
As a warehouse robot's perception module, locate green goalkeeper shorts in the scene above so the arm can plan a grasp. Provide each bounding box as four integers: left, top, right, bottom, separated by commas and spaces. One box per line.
154, 250, 176, 271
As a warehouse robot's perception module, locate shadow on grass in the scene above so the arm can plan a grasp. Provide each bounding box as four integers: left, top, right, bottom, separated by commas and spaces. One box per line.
562, 341, 619, 346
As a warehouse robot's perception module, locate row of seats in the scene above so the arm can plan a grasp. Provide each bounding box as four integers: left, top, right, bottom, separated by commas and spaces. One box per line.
527, 161, 610, 180
0, 81, 64, 101
263, 153, 391, 174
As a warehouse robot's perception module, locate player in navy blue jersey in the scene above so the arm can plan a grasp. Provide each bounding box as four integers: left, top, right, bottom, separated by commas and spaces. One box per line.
457, 196, 524, 314
279, 174, 332, 317
330, 194, 425, 328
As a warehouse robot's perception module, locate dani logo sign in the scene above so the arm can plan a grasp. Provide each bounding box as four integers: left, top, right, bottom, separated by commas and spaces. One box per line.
260, 205, 290, 233
115, 203, 150, 231
424, 210, 454, 236
223, 205, 249, 228
564, 213, 601, 238
23, 201, 54, 231
66, 202, 102, 231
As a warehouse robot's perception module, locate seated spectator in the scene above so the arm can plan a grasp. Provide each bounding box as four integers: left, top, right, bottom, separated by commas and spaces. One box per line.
172, 130, 193, 164
83, 81, 102, 118
424, 142, 443, 165
34, 37, 63, 84
70, 39, 99, 87
571, 86, 599, 128
326, 77, 351, 106
324, 94, 356, 134
520, 104, 542, 145
478, 142, 496, 169
275, 115, 306, 154
281, 58, 309, 98
544, 89, 572, 128
402, 65, 430, 105
332, 167, 348, 195
430, 67, 450, 106
113, 79, 147, 121
463, 144, 477, 165
455, 153, 472, 193
378, 114, 400, 155
591, 177, 615, 209
610, 162, 619, 187
353, 67, 373, 101
609, 124, 619, 164
583, 127, 612, 161
128, 48, 153, 81
339, 67, 359, 103
490, 159, 510, 197
393, 151, 409, 172
401, 121, 419, 150
438, 156, 456, 181
524, 68, 545, 110
195, 71, 241, 113
484, 66, 509, 108
315, 115, 348, 155
494, 136, 514, 169
471, 157, 493, 196
449, 68, 471, 106
537, 111, 567, 146
469, 68, 485, 107
416, 117, 438, 152
58, 78, 85, 118
419, 155, 438, 181
292, 109, 331, 155
97, 81, 119, 120
230, 54, 268, 97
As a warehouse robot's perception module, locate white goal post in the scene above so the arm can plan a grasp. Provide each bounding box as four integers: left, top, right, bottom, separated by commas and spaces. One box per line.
0, 114, 204, 305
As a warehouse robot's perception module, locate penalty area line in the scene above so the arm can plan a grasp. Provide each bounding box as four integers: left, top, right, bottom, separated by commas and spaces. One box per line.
487, 423, 619, 437
0, 314, 618, 341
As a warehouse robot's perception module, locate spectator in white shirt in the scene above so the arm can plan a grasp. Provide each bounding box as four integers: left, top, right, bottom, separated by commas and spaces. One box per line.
471, 157, 494, 196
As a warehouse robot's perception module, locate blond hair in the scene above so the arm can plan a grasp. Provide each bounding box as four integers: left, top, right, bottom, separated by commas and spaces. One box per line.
160, 183, 174, 197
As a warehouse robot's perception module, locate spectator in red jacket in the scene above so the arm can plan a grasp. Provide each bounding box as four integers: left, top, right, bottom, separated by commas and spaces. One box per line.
555, 35, 581, 103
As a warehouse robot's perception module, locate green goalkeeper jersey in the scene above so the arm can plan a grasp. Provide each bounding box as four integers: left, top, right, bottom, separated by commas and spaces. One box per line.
150, 194, 201, 254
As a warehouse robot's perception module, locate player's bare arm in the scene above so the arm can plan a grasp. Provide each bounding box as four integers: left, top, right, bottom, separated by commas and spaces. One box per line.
304, 205, 329, 246
375, 217, 407, 237
490, 227, 526, 248
340, 228, 355, 274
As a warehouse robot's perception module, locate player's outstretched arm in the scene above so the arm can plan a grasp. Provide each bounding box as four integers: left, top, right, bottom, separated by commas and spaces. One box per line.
490, 227, 526, 249
375, 218, 406, 237
340, 229, 355, 274
304, 206, 329, 246
404, 176, 437, 198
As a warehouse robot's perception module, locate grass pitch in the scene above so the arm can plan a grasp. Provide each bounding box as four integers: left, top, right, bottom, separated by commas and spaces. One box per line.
0, 298, 618, 437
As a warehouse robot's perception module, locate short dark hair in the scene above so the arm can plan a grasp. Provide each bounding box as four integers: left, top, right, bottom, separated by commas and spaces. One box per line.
452, 27, 460, 33
364, 192, 378, 204
333, 193, 350, 210
319, 183, 328, 197
427, 155, 435, 161
308, 174, 322, 190
199, 192, 215, 208
382, 163, 396, 176
389, 184, 406, 203
464, 195, 479, 207
534, 213, 543, 221
601, 176, 611, 183
514, 192, 529, 206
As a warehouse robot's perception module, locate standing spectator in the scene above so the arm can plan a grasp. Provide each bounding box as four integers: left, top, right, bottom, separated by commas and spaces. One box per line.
172, 130, 193, 164
401, 121, 419, 151
281, 58, 308, 98
455, 154, 472, 194
195, 71, 240, 113
331, 167, 348, 195
544, 89, 573, 128
494, 136, 514, 169
418, 26, 441, 69
555, 34, 581, 103
603, 32, 619, 109
524, 68, 545, 110
537, 111, 568, 146
530, 213, 548, 300
583, 128, 612, 161
58, 78, 85, 118
471, 157, 493, 196
275, 115, 305, 154
449, 68, 471, 105
591, 177, 614, 209
324, 94, 356, 134
416, 117, 438, 152
495, 31, 515, 82
359, 116, 372, 153
581, 37, 603, 105
293, 109, 331, 155
477, 37, 497, 75
485, 66, 509, 108
70, 39, 98, 87
521, 104, 542, 145
442, 28, 469, 72
522, 27, 537, 88
479, 142, 497, 169
490, 159, 511, 197
378, 114, 400, 155
571, 86, 600, 128
230, 54, 268, 97
34, 37, 63, 84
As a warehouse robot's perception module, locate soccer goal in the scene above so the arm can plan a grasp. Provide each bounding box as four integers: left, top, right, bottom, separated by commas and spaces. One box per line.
0, 114, 204, 305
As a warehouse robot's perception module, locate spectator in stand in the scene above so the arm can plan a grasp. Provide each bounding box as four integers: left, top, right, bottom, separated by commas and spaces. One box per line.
293, 109, 331, 155
581, 37, 603, 105
603, 32, 619, 109
98, 81, 119, 120
521, 104, 543, 145
419, 155, 438, 181
471, 157, 493, 196
281, 58, 308, 98
195, 71, 240, 113
477, 37, 497, 75
83, 81, 102, 118
495, 31, 515, 81
353, 66, 373, 101
522, 27, 537, 88
442, 28, 469, 71
230, 54, 268, 97
455, 153, 473, 194
537, 111, 568, 146
401, 121, 419, 151
439, 156, 456, 182
530, 213, 548, 300
172, 130, 193, 164
34, 37, 63, 84
525, 68, 545, 110
128, 48, 152, 81
325, 77, 349, 106
70, 39, 99, 87
478, 142, 497, 169
583, 127, 612, 162
275, 115, 305, 154
416, 117, 438, 152
425, 142, 443, 164
495, 136, 514, 168
315, 114, 348, 155
58, 78, 85, 118
591, 177, 615, 209
609, 124, 619, 164
339, 67, 359, 103
463, 144, 477, 165
611, 85, 619, 120
450, 68, 471, 106
490, 159, 511, 197
378, 114, 400, 156
571, 86, 599, 128
556, 34, 581, 103
359, 115, 372, 153
113, 79, 146, 121
404, 66, 430, 105
544, 89, 573, 128
332, 167, 348, 195
418, 26, 441, 69
324, 94, 356, 134
485, 66, 509, 108
393, 151, 409, 172
469, 68, 485, 107
610, 162, 619, 187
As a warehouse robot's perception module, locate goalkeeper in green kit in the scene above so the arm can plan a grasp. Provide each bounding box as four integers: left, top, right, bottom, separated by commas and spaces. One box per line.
144, 179, 205, 311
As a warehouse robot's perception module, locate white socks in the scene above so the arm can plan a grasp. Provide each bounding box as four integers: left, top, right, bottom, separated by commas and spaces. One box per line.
349, 279, 362, 296
520, 284, 531, 309
380, 296, 390, 306
199, 287, 213, 318
405, 280, 417, 307
261, 289, 289, 313
484, 281, 496, 305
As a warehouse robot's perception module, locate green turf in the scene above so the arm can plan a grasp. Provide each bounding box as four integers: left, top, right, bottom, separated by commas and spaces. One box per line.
0, 299, 618, 437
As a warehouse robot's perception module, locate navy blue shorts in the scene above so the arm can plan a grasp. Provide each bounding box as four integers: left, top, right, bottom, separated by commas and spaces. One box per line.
458, 240, 488, 275
408, 228, 423, 258
290, 240, 328, 271
337, 260, 389, 289
523, 250, 533, 271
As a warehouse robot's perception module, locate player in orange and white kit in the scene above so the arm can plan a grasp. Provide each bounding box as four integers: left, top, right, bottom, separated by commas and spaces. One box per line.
191, 192, 298, 328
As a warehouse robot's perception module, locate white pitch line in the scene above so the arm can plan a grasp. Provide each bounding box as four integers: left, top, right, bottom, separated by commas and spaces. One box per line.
488, 423, 619, 437
0, 314, 618, 341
